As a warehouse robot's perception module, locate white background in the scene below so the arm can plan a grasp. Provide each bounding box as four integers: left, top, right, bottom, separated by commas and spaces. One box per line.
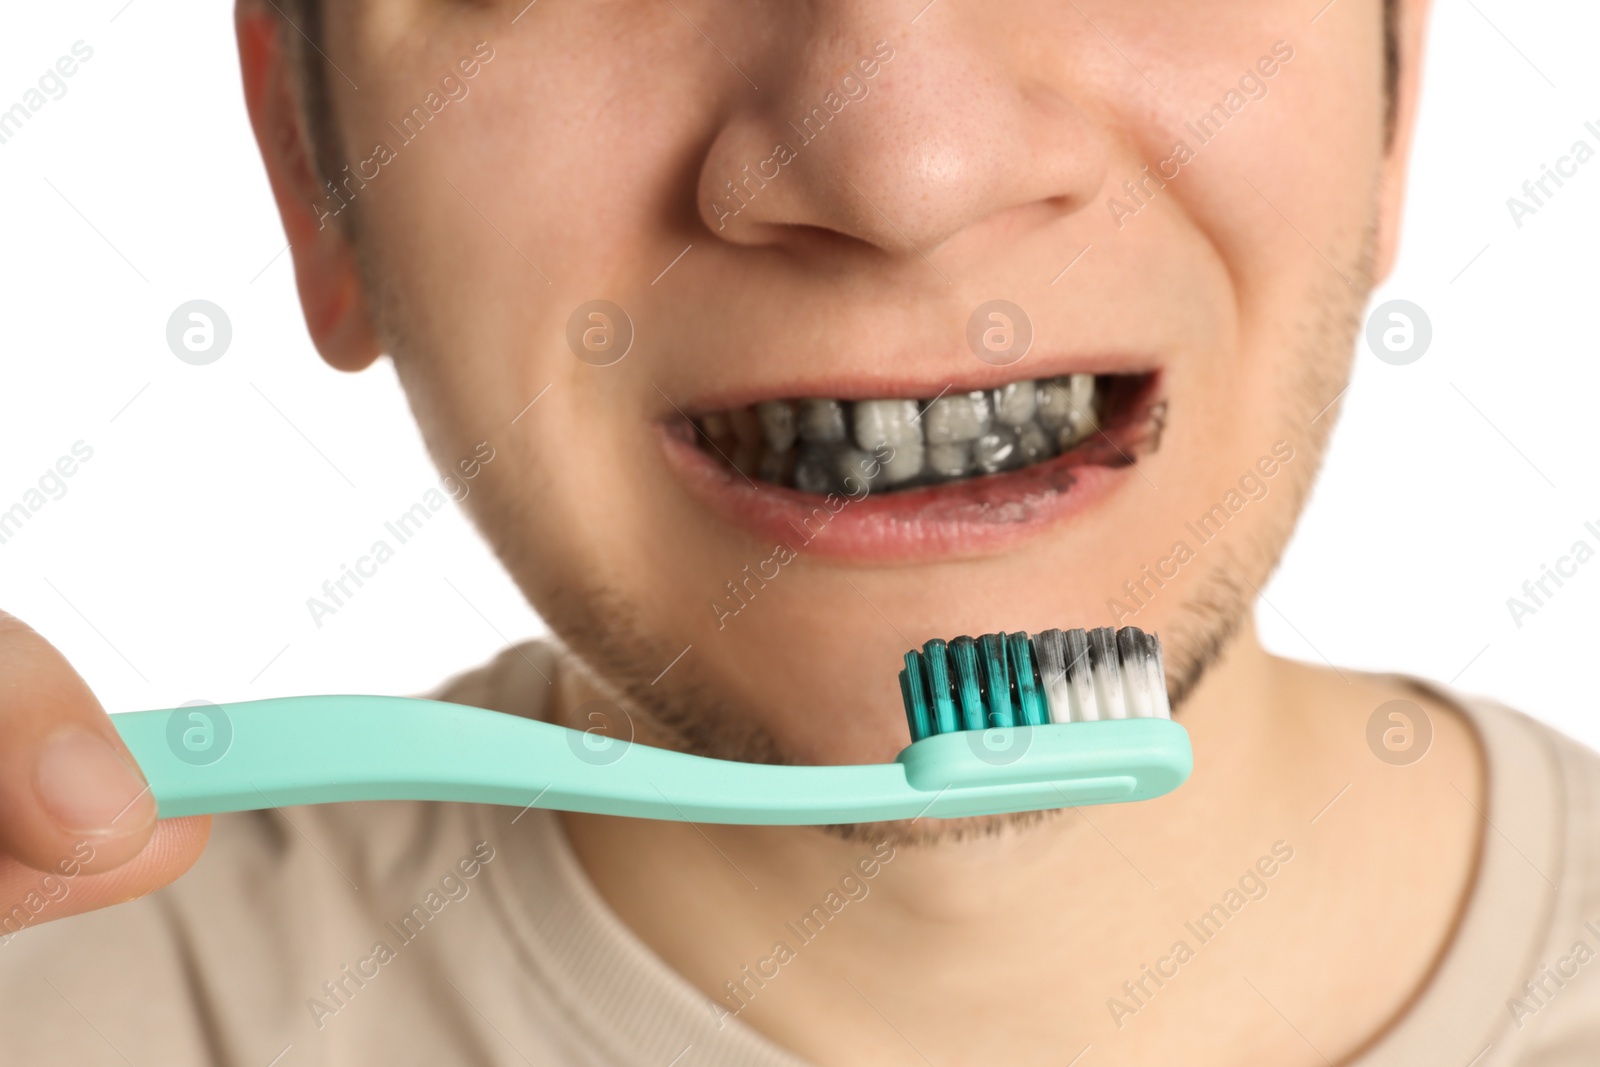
1, 3, 1596, 747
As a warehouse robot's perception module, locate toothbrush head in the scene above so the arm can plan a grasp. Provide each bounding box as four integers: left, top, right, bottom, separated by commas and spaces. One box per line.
898, 626, 1171, 741
891, 626, 1188, 811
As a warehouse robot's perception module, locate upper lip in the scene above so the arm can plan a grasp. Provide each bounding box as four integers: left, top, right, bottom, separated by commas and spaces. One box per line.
656, 351, 1159, 416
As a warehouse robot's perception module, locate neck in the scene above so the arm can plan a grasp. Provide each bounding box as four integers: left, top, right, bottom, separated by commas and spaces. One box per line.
556, 621, 1484, 1066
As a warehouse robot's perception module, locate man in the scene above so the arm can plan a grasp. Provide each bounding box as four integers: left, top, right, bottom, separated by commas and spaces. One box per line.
2, 0, 1596, 1063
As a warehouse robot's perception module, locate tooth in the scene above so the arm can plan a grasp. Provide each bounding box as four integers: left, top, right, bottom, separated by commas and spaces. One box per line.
835, 447, 883, 493
1016, 422, 1054, 464
972, 427, 1022, 474
758, 448, 793, 484
852, 399, 926, 485
797, 399, 847, 444
878, 441, 925, 484
926, 441, 973, 479
731, 443, 760, 478
1058, 399, 1099, 448
756, 401, 797, 451
793, 446, 834, 493
1056, 422, 1097, 451
852, 399, 922, 449
700, 411, 731, 440
992, 381, 1037, 427
1035, 375, 1094, 432
923, 391, 993, 445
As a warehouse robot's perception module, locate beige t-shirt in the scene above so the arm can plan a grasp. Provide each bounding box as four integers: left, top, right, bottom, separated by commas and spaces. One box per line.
2, 643, 1597, 1065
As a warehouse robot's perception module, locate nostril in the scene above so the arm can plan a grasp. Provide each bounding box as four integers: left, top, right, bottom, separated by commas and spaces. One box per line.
696, 45, 1110, 259
697, 39, 905, 242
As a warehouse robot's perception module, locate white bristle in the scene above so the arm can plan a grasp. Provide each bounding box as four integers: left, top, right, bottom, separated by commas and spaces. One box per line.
1063, 628, 1098, 721
1087, 628, 1128, 719
1034, 629, 1072, 724
1146, 633, 1171, 718
1119, 627, 1154, 717
1024, 626, 1169, 724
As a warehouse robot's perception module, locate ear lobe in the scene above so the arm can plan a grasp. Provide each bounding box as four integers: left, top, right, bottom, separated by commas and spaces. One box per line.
1371, 0, 1434, 287
236, 0, 381, 373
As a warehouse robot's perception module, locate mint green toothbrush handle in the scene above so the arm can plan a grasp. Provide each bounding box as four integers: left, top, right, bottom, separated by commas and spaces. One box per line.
112, 696, 1190, 824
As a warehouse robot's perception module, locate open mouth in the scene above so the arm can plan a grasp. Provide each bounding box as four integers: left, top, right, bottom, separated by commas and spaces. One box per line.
659, 369, 1163, 561
682, 372, 1158, 496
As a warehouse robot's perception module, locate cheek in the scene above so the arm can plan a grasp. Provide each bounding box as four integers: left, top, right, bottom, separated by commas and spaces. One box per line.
334, 11, 736, 453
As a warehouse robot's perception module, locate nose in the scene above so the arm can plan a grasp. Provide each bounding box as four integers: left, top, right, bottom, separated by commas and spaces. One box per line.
697, 18, 1110, 257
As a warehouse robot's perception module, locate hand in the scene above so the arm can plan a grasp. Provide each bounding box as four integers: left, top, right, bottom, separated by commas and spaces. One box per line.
0, 611, 208, 938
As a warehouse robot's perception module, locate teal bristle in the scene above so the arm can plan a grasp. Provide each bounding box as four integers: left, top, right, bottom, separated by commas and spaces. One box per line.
947, 636, 985, 732
978, 633, 1014, 729
1007, 631, 1048, 727
900, 626, 1170, 742
899, 659, 932, 742
922, 638, 958, 735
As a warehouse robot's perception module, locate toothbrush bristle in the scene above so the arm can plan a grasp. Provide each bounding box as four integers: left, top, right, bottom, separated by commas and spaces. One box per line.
899, 627, 1171, 742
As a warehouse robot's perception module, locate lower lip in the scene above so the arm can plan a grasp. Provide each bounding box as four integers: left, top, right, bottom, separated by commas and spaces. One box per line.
659, 429, 1145, 564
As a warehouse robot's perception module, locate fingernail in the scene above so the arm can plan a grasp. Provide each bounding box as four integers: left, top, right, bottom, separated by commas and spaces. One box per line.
35, 729, 156, 835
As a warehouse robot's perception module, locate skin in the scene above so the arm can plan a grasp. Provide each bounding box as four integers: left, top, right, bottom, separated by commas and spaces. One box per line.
1, 0, 1488, 1064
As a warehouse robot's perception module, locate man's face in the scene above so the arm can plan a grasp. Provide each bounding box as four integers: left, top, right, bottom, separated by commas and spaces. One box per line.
284, 0, 1401, 766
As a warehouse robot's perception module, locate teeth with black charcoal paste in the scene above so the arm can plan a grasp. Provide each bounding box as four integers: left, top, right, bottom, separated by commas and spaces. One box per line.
851, 399, 925, 485
926, 440, 974, 479
1035, 374, 1096, 442
756, 400, 797, 451
1057, 413, 1098, 451
1016, 422, 1055, 465
835, 447, 883, 492
923, 391, 993, 445
797, 398, 848, 444
692, 371, 1117, 493
758, 448, 792, 484
992, 381, 1037, 427
793, 446, 834, 493
972, 427, 1022, 474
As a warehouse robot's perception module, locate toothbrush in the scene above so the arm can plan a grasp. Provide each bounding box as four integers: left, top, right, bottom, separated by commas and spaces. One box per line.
111, 626, 1190, 824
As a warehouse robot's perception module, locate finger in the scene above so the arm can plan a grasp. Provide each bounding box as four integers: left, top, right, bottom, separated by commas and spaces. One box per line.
0, 816, 211, 938
0, 611, 161, 874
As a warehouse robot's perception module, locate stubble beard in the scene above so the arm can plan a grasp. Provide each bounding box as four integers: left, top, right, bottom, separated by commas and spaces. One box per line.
373, 203, 1374, 848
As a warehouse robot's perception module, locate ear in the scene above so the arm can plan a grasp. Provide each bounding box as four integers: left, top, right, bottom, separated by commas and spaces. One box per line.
1370, 0, 1434, 286
236, 0, 380, 372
